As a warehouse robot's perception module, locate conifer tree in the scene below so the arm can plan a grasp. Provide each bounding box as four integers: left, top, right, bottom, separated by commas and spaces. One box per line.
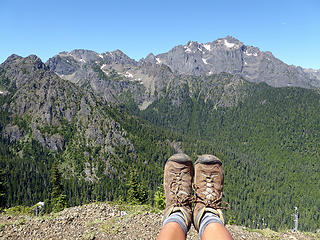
50, 162, 66, 212
127, 169, 147, 204
0, 169, 6, 209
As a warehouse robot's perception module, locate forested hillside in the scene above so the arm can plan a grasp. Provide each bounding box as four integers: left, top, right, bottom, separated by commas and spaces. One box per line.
139, 80, 320, 231
0, 55, 175, 211
0, 55, 319, 232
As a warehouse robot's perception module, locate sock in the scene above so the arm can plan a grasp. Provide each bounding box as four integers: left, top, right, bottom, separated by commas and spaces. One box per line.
162, 211, 188, 235
199, 212, 223, 239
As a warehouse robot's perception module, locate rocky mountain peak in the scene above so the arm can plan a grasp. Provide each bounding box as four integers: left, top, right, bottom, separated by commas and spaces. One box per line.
4, 54, 23, 63
2, 54, 44, 68
181, 36, 244, 53
68, 49, 101, 63
0, 54, 50, 90
144, 36, 320, 88
220, 35, 243, 46
25, 54, 47, 70
144, 53, 157, 64
101, 49, 137, 65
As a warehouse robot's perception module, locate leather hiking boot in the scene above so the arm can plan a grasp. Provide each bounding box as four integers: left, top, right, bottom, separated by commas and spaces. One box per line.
193, 154, 229, 231
163, 153, 194, 230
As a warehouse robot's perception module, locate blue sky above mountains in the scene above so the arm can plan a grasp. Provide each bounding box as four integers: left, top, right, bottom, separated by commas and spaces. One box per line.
1, 0, 319, 69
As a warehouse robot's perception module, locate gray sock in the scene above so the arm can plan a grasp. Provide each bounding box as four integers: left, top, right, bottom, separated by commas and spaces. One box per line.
162, 211, 188, 235
199, 212, 223, 239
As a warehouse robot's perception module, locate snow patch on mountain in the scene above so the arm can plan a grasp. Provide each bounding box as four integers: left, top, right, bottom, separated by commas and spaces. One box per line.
100, 64, 109, 75
202, 58, 208, 64
125, 72, 133, 78
245, 50, 258, 57
224, 39, 240, 48
203, 44, 211, 51
185, 47, 192, 53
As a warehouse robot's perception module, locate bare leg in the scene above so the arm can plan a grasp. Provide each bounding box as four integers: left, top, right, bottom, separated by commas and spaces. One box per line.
202, 222, 233, 240
157, 222, 186, 240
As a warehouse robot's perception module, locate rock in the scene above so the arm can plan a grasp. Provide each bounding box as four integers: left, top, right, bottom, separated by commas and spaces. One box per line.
2, 202, 313, 240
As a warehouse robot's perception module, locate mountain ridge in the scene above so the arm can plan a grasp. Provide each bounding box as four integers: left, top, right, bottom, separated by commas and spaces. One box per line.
43, 36, 320, 88
3, 36, 319, 110
40, 36, 320, 111
145, 36, 320, 88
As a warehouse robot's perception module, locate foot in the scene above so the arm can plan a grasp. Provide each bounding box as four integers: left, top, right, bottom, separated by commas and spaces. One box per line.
162, 153, 194, 230
193, 154, 228, 231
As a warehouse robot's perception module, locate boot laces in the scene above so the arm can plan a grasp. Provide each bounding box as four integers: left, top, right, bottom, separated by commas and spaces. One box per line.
193, 173, 230, 210
169, 170, 193, 207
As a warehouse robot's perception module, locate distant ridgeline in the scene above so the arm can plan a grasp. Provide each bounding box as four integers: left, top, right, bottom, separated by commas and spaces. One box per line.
0, 49, 319, 232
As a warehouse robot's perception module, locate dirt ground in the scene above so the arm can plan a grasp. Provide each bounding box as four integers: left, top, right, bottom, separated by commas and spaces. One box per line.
0, 202, 319, 240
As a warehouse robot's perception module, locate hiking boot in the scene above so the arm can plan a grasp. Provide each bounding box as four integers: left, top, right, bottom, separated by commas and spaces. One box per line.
193, 154, 228, 231
162, 153, 194, 230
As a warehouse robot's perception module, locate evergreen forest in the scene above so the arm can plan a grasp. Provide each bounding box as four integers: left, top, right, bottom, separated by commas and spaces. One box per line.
0, 66, 319, 232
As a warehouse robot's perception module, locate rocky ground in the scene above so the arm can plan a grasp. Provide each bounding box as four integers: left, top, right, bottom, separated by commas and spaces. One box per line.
0, 202, 319, 240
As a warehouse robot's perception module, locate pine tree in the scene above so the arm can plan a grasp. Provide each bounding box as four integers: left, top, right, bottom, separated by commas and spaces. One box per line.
50, 162, 66, 212
51, 162, 63, 198
0, 169, 6, 209
127, 169, 147, 204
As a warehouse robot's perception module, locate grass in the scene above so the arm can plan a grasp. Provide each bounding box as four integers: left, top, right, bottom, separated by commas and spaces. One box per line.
3, 205, 33, 216
97, 201, 164, 236
81, 231, 96, 240
100, 216, 122, 234
243, 227, 280, 239
0, 219, 26, 230
243, 226, 320, 239
108, 201, 163, 215
86, 219, 104, 227
304, 231, 320, 239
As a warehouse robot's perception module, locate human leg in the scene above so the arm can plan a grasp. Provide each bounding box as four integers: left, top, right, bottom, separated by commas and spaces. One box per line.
157, 153, 194, 240
202, 222, 233, 240
157, 221, 185, 240
193, 154, 234, 240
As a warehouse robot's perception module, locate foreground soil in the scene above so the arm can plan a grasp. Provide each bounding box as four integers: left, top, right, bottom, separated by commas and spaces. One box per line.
0, 202, 319, 240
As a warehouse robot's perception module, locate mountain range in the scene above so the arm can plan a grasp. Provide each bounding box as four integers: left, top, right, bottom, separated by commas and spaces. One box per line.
45, 36, 320, 108
0, 36, 319, 232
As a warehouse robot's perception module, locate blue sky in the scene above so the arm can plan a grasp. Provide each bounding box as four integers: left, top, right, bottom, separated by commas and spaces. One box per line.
1, 0, 319, 69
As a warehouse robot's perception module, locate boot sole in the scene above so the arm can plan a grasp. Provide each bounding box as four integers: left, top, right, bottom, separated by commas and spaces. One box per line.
195, 154, 222, 165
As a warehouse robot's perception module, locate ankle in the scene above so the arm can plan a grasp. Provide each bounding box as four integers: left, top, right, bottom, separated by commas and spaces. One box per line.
199, 212, 224, 239
163, 210, 189, 235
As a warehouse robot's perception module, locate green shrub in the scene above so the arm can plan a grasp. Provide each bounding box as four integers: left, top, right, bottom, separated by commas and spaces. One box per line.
4, 205, 33, 215
51, 194, 67, 213
154, 186, 165, 210
227, 214, 236, 225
